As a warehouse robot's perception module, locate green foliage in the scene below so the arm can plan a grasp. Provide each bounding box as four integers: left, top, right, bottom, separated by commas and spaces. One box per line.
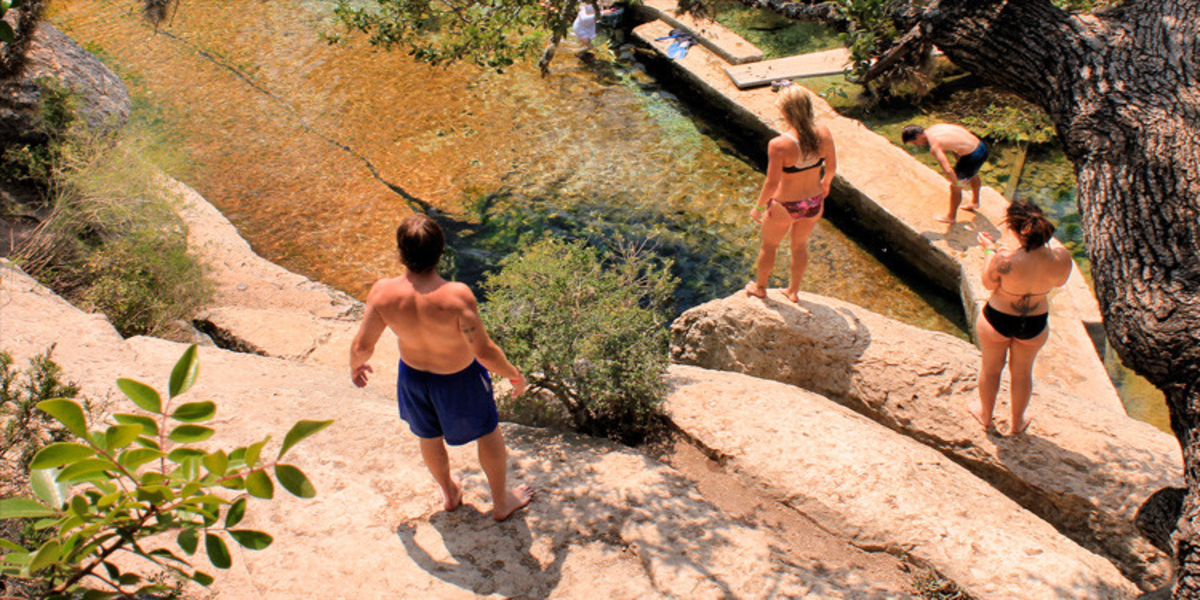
0, 346, 333, 598
79, 228, 211, 337
332, 0, 564, 70
0, 77, 79, 186
833, 0, 899, 79
962, 99, 1056, 146
0, 350, 81, 469
711, 3, 841, 59
14, 130, 213, 339
482, 238, 675, 443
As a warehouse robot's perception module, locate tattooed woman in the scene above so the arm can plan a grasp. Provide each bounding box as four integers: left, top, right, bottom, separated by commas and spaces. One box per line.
969, 201, 1072, 435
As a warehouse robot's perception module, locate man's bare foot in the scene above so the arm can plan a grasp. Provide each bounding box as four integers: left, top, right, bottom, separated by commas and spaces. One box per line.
745, 281, 767, 298
966, 398, 991, 430
442, 476, 463, 512
493, 484, 534, 521
935, 215, 956, 224
1008, 416, 1033, 436
961, 202, 980, 211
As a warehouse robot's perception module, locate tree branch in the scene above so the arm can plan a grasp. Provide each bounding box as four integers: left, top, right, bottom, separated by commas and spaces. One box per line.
849, 23, 924, 85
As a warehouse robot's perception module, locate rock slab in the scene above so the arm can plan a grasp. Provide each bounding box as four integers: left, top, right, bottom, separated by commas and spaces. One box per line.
671, 291, 1181, 588
666, 364, 1138, 599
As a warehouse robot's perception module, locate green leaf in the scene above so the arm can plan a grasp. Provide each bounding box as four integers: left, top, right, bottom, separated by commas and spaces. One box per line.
147, 547, 189, 565
118, 448, 164, 470
224, 497, 246, 528
191, 569, 214, 586
204, 533, 231, 569
81, 590, 119, 600
169, 345, 200, 398
28, 539, 60, 573
69, 495, 88, 517
30, 469, 68, 508
279, 420, 333, 459
0, 498, 56, 519
274, 464, 316, 498
177, 529, 199, 555
117, 573, 142, 586
117, 379, 162, 414
171, 401, 216, 423
36, 399, 89, 438
228, 530, 272, 550
113, 413, 159, 436
203, 450, 229, 477
245, 470, 273, 499
30, 443, 95, 470
169, 425, 215, 443
0, 538, 25, 552
133, 436, 162, 450
0, 22, 14, 45
244, 438, 269, 468
219, 475, 245, 490
56, 458, 117, 483
167, 448, 206, 462
104, 424, 143, 450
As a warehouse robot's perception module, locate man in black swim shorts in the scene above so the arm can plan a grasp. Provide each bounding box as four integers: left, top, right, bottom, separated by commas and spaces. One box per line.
903, 123, 989, 225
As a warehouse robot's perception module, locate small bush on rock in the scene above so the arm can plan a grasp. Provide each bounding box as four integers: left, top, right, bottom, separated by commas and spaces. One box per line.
0, 345, 332, 598
482, 238, 676, 444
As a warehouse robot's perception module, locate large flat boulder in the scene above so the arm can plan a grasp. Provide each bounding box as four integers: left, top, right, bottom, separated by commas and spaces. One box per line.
1, 260, 890, 598
0, 23, 130, 146
665, 364, 1137, 599
671, 291, 1181, 588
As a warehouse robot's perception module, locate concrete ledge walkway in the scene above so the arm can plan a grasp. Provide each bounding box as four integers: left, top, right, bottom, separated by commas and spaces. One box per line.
631, 19, 1122, 414
638, 0, 762, 64
665, 364, 1138, 600
725, 48, 852, 89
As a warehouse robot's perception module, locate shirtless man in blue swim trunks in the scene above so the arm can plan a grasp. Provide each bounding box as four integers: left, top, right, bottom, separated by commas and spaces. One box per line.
902, 123, 989, 224
350, 214, 533, 520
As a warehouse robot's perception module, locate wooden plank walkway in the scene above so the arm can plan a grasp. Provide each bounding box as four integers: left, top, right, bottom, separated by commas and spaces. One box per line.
725, 48, 852, 89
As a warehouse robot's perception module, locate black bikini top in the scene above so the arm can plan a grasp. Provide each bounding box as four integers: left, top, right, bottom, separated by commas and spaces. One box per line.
783, 158, 824, 174
780, 132, 824, 175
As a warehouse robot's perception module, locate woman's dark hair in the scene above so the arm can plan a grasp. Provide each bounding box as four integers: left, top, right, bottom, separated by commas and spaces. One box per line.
1004, 201, 1056, 251
396, 214, 444, 274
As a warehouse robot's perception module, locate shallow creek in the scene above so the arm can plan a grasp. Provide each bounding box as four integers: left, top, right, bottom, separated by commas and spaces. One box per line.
48, 0, 1167, 430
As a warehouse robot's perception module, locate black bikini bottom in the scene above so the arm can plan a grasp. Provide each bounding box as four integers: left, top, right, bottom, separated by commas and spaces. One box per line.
983, 304, 1048, 340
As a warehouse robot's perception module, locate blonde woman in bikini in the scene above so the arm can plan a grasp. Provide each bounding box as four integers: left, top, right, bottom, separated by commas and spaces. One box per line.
746, 86, 837, 303
970, 201, 1072, 435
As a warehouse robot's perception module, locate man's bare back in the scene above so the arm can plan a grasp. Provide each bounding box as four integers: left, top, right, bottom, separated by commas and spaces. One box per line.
923, 123, 982, 158
349, 214, 531, 520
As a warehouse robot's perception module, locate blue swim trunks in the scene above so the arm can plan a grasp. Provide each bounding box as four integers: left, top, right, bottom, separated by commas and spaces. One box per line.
396, 360, 498, 446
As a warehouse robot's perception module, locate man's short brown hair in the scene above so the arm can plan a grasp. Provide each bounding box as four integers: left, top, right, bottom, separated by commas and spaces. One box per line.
396, 214, 444, 274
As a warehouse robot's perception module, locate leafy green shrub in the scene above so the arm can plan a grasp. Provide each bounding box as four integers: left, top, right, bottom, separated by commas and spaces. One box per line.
80, 228, 212, 338
0, 345, 332, 598
482, 238, 676, 444
0, 350, 81, 471
14, 131, 213, 339
0, 77, 79, 186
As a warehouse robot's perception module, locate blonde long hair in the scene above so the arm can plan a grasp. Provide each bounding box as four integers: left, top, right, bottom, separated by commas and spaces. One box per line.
777, 87, 820, 155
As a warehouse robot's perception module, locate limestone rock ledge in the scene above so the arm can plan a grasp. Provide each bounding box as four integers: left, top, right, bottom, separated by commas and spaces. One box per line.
665, 364, 1138, 600
1, 253, 890, 598
671, 290, 1181, 588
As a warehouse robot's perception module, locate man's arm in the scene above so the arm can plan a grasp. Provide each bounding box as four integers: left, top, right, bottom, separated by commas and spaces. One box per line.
457, 287, 525, 394
929, 142, 957, 182
350, 299, 387, 388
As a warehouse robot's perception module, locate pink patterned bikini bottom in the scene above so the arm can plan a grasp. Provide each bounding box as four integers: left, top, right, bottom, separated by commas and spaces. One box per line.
770, 195, 825, 220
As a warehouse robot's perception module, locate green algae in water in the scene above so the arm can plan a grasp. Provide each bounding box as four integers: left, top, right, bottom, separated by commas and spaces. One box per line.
711, 5, 842, 59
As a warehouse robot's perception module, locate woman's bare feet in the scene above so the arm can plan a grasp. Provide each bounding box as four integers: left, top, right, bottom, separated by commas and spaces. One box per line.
961, 202, 980, 211
935, 215, 956, 224
745, 281, 767, 298
1008, 416, 1033, 436
784, 289, 800, 303
442, 476, 463, 512
493, 484, 534, 521
966, 397, 992, 430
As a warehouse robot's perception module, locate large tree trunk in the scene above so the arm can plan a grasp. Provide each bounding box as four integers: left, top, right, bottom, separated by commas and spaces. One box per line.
919, 0, 1200, 594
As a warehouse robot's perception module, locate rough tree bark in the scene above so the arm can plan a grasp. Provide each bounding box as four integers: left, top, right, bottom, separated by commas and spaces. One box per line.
917, 0, 1200, 595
